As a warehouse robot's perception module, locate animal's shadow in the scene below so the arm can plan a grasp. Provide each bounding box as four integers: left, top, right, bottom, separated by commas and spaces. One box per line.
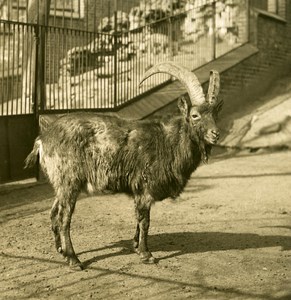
81, 230, 291, 268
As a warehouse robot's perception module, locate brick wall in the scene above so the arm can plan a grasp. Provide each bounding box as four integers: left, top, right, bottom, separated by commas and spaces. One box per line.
45, 1, 291, 111
219, 6, 291, 118
150, 3, 291, 129
84, 0, 141, 32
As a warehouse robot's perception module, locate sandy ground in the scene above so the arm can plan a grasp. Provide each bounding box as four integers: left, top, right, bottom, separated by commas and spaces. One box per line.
1, 73, 291, 300
0, 149, 290, 300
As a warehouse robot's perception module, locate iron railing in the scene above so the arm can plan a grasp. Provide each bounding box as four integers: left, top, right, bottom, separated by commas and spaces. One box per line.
0, 0, 249, 116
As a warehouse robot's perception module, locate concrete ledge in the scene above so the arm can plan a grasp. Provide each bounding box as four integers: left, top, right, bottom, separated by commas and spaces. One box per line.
39, 43, 259, 126
117, 43, 259, 120
253, 8, 287, 24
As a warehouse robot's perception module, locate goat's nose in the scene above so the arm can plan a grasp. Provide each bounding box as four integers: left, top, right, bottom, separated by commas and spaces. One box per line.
211, 129, 220, 138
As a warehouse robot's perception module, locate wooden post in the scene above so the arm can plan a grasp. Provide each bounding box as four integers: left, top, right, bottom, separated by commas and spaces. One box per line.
22, 0, 37, 113
113, 0, 118, 108
212, 1, 216, 60
37, 0, 51, 113
169, 0, 173, 61
22, 0, 50, 115
26, 0, 50, 180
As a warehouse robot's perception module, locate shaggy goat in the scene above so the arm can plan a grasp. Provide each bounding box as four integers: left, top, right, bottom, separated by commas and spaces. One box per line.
25, 62, 222, 270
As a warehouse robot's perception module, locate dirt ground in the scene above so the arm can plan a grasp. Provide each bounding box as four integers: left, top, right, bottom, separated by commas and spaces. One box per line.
0, 149, 290, 300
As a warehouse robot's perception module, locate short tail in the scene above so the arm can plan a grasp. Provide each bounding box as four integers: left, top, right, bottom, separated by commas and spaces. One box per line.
24, 138, 41, 169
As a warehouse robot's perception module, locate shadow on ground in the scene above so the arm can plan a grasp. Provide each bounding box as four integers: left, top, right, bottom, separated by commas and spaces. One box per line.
80, 230, 291, 267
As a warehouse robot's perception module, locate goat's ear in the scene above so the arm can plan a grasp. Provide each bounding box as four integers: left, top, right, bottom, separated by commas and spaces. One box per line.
178, 96, 190, 118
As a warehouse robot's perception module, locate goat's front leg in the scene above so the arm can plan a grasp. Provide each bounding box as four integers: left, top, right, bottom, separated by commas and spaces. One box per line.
133, 195, 156, 264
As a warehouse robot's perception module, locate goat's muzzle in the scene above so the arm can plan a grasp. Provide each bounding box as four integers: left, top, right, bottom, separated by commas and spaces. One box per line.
205, 128, 220, 145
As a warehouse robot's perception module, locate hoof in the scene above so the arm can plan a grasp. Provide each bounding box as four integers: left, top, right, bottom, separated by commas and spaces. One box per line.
141, 256, 157, 264
139, 252, 157, 264
133, 247, 140, 254
69, 262, 84, 271
67, 258, 84, 271
133, 241, 139, 250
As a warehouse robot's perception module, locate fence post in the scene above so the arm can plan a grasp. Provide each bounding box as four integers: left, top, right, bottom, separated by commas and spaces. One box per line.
212, 1, 216, 60
247, 0, 250, 43
113, 0, 118, 108
29, 0, 50, 180
31, 24, 39, 119
169, 0, 173, 61
37, 0, 51, 113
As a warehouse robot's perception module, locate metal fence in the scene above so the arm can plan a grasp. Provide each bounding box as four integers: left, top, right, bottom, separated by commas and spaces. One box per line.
0, 0, 249, 116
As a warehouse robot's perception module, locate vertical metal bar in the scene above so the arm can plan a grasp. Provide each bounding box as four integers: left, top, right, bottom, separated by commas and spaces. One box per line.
16, 23, 21, 112
98, 33, 100, 107
212, 1, 216, 60
69, 28, 73, 108
47, 25, 51, 109
7, 22, 11, 115
113, 0, 118, 108
12, 23, 16, 114
247, 0, 250, 43
37, 0, 51, 113
30, 26, 40, 180
1, 23, 5, 115
86, 31, 89, 109
21, 24, 26, 113
52, 27, 55, 109
83, 30, 85, 109
28, 26, 32, 114
78, 30, 81, 109
64, 29, 68, 109
93, 0, 97, 108
57, 28, 60, 109
32, 24, 39, 114
86, 29, 88, 109
169, 0, 173, 61
64, 27, 66, 109
63, 27, 66, 110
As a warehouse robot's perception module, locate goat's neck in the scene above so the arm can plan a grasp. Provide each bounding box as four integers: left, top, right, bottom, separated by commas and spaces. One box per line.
163, 117, 205, 167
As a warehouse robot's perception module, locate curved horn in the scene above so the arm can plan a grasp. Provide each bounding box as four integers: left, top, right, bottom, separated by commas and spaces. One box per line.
206, 70, 220, 106
139, 61, 205, 106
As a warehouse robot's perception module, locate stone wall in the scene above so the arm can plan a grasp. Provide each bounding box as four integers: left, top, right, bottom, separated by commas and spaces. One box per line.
150, 4, 291, 127
219, 7, 291, 117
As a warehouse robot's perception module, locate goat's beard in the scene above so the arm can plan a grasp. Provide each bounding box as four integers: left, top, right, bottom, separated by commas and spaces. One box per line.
198, 140, 212, 164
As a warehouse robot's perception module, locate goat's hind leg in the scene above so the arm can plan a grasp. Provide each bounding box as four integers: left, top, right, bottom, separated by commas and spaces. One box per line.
55, 187, 83, 270
50, 198, 61, 252
133, 224, 140, 252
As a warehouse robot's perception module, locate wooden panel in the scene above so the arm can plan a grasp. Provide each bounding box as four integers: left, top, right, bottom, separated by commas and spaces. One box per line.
0, 118, 10, 182
0, 115, 36, 183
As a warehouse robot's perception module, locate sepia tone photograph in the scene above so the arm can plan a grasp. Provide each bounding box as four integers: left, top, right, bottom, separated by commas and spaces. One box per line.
0, 0, 290, 299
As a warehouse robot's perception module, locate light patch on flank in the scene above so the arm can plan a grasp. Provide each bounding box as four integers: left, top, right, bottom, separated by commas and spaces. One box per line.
86, 182, 94, 194
37, 139, 43, 162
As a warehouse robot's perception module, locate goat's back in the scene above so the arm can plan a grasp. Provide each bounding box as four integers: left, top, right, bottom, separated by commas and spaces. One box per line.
34, 112, 201, 200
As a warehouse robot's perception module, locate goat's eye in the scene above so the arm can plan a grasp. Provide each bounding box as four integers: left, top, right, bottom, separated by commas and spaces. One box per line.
191, 114, 201, 121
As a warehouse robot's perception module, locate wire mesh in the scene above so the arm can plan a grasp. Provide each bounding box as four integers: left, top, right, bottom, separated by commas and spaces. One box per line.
0, 0, 249, 115
0, 20, 35, 115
